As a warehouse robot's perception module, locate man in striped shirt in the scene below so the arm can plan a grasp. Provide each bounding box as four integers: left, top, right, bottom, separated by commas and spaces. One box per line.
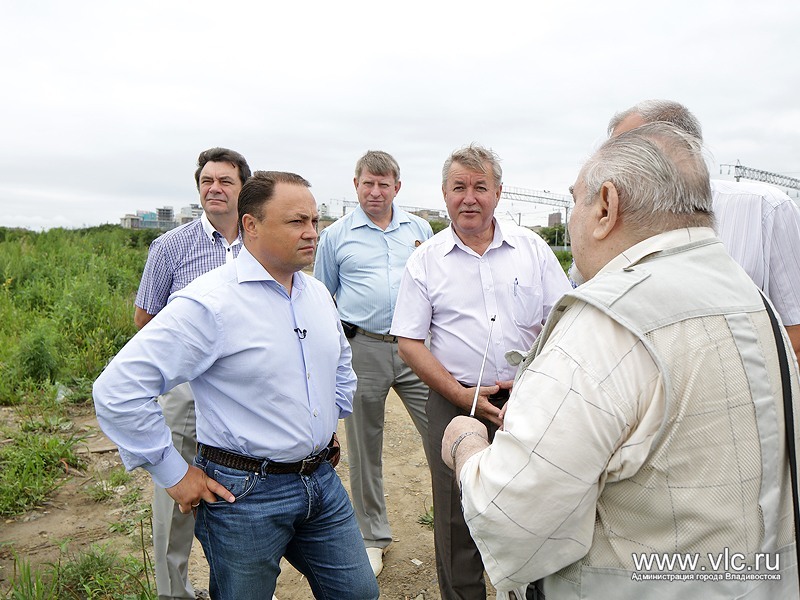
134, 147, 250, 600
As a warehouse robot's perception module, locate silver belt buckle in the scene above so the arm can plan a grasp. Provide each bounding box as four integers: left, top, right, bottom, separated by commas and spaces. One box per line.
299, 455, 317, 475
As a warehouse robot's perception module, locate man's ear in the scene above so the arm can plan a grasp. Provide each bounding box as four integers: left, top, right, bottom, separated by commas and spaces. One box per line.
241, 213, 257, 237
593, 181, 620, 240
353, 177, 359, 192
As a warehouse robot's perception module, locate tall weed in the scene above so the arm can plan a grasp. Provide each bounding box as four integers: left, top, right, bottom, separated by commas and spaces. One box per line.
0, 225, 146, 404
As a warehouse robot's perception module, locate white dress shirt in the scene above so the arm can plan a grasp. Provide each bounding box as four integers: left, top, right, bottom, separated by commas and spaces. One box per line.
391, 219, 571, 384
712, 179, 800, 326
94, 246, 356, 489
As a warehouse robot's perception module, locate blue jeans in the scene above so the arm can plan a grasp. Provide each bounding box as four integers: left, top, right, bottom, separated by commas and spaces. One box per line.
193, 455, 379, 600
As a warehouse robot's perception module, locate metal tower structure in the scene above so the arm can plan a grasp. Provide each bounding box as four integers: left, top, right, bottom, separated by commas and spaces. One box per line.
337, 186, 574, 243
720, 161, 800, 192
500, 186, 572, 242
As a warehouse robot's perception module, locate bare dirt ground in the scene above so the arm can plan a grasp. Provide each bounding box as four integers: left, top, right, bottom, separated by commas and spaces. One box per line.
0, 392, 498, 599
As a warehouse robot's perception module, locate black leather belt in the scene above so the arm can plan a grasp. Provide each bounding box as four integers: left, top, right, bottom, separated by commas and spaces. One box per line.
355, 327, 398, 343
199, 442, 335, 476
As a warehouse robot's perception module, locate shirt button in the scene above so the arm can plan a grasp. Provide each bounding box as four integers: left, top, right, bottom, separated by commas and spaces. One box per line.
313, 409, 319, 417
307, 372, 311, 380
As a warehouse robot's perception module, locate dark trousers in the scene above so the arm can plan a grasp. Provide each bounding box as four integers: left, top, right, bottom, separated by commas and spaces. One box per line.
427, 388, 500, 600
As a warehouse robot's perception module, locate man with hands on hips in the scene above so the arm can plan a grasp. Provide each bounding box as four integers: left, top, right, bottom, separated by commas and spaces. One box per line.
95, 171, 378, 600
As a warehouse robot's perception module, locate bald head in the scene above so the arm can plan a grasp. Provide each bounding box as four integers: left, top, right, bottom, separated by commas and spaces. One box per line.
608, 100, 703, 141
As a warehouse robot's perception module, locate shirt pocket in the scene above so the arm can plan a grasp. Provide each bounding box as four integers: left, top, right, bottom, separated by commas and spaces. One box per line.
510, 283, 543, 329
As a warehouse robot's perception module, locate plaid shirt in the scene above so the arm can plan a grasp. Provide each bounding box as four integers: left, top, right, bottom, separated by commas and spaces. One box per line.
135, 213, 241, 316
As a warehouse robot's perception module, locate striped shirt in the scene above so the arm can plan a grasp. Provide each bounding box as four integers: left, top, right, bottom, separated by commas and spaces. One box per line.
135, 212, 242, 316
712, 179, 800, 326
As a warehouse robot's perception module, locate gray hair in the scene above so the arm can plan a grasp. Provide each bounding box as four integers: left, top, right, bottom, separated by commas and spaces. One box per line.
354, 150, 400, 182
580, 122, 713, 235
607, 99, 704, 141
441, 143, 502, 187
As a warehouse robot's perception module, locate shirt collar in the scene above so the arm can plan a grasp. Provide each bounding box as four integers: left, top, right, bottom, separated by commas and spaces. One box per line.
201, 212, 242, 246
443, 217, 515, 256
350, 204, 409, 232
234, 246, 307, 292
599, 227, 717, 275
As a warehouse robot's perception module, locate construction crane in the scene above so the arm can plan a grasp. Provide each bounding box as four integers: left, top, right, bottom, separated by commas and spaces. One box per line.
720, 161, 800, 193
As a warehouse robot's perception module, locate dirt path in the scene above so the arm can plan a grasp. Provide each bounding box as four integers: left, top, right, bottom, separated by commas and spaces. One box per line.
0, 393, 498, 599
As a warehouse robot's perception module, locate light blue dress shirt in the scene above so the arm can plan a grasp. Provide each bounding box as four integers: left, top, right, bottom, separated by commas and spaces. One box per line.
94, 246, 356, 489
314, 205, 433, 333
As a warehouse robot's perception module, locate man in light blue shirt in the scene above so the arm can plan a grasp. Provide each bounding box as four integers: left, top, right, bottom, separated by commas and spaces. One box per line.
314, 150, 433, 577
135, 146, 250, 600
95, 171, 379, 600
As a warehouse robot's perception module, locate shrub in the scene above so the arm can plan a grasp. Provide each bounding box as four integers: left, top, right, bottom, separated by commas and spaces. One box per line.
14, 323, 60, 383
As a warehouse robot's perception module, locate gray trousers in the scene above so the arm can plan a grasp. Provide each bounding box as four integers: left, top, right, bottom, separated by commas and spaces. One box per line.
428, 388, 499, 600
152, 382, 196, 600
345, 331, 430, 549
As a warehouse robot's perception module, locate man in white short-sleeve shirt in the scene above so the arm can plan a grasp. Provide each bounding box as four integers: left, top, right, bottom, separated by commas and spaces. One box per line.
391, 143, 571, 600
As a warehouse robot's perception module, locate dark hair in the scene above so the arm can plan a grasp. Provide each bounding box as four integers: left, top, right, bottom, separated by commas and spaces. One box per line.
194, 147, 251, 189
238, 171, 312, 229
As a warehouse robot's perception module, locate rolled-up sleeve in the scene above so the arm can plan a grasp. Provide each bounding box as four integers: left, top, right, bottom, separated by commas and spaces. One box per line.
390, 253, 432, 340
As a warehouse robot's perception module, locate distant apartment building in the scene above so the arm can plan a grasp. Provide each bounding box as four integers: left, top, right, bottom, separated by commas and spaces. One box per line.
120, 204, 202, 230
547, 211, 562, 227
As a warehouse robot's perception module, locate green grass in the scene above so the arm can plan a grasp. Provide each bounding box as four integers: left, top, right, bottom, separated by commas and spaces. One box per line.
0, 429, 84, 517
3, 543, 155, 600
417, 505, 434, 530
0, 226, 173, 598
85, 467, 134, 503
0, 225, 148, 407
554, 249, 573, 274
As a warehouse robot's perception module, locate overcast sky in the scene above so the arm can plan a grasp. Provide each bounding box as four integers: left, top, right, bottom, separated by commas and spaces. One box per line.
3, 1, 798, 230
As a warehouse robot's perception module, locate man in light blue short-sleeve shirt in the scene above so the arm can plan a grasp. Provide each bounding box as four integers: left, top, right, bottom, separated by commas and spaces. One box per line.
315, 150, 433, 577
